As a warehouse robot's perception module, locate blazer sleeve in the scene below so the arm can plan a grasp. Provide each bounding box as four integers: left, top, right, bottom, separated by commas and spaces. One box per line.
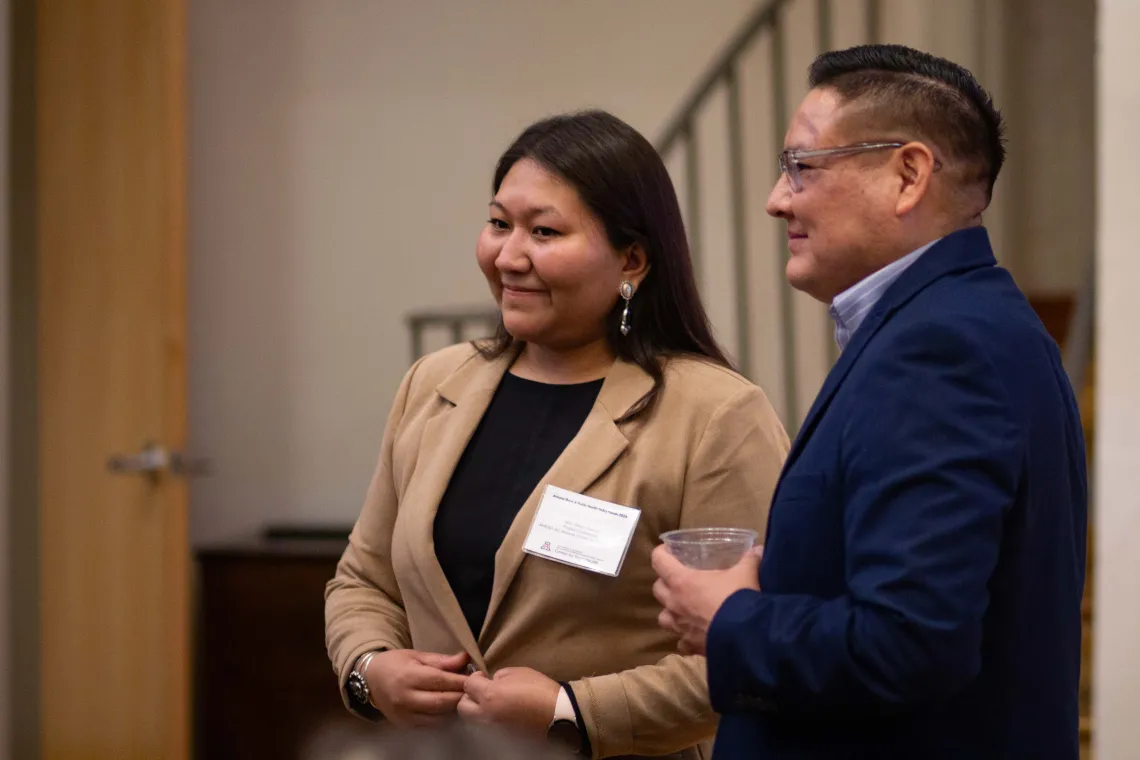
569, 384, 790, 758
324, 357, 424, 712
706, 321, 1024, 715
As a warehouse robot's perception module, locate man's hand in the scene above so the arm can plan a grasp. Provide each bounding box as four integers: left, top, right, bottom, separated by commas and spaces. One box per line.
365, 649, 470, 727
457, 666, 561, 738
652, 544, 763, 655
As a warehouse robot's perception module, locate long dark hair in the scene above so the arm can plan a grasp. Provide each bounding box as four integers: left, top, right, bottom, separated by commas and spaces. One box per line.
476, 110, 731, 419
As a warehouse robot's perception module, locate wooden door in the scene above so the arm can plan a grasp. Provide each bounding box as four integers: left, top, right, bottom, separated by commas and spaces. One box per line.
36, 0, 189, 757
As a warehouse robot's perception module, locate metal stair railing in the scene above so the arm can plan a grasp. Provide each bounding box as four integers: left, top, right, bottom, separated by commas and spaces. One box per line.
407, 0, 894, 434
654, 0, 880, 431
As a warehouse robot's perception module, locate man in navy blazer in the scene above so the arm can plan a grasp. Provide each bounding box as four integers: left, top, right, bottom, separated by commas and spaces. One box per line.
652, 44, 1087, 759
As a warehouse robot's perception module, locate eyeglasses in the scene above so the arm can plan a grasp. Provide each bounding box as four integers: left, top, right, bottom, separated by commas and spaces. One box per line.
778, 141, 937, 193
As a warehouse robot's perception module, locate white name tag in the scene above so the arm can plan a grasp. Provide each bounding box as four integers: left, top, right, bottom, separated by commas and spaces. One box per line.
523, 485, 641, 577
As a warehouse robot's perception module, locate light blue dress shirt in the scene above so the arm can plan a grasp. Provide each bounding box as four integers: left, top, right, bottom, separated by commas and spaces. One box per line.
829, 239, 941, 352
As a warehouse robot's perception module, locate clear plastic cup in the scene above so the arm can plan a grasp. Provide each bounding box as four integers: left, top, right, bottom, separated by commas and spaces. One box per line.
660, 527, 758, 569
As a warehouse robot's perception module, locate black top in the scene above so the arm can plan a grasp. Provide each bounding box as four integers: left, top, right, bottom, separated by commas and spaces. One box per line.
433, 372, 604, 638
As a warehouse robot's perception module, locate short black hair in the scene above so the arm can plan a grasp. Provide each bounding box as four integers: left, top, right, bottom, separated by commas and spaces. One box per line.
479, 110, 731, 418
809, 44, 1006, 202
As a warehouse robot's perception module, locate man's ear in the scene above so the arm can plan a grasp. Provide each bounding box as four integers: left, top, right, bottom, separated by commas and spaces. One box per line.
894, 142, 938, 217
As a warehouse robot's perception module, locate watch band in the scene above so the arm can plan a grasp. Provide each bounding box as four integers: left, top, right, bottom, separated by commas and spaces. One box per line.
346, 649, 384, 712
557, 682, 592, 757
550, 687, 577, 727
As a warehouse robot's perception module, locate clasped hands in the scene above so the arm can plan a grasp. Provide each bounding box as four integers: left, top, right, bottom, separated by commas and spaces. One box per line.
365, 649, 559, 737
366, 545, 760, 731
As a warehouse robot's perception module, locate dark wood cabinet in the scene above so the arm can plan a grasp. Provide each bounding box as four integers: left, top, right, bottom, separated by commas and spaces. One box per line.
195, 537, 360, 760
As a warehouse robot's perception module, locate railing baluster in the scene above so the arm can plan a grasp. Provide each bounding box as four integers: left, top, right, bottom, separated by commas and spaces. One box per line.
479, 317, 495, 342
683, 121, 702, 281
866, 0, 881, 44
819, 0, 840, 367
725, 66, 752, 379
406, 309, 499, 362
411, 319, 424, 363
771, 6, 799, 431
817, 0, 832, 52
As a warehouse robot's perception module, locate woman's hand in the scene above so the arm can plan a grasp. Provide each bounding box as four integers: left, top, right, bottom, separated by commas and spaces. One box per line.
457, 666, 561, 738
365, 649, 470, 727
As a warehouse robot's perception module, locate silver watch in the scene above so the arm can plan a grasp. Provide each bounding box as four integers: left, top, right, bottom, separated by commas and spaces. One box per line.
346, 650, 381, 709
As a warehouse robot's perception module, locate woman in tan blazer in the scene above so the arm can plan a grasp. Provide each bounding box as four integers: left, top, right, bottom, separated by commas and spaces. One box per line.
325, 110, 789, 759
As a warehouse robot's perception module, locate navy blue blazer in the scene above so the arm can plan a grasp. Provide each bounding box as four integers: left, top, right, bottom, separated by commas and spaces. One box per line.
708, 227, 1087, 759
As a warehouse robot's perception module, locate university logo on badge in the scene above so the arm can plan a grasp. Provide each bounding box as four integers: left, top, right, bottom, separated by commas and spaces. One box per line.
541, 541, 552, 551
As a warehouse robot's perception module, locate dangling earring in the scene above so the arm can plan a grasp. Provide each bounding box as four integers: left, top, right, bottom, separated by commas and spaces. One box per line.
619, 281, 635, 336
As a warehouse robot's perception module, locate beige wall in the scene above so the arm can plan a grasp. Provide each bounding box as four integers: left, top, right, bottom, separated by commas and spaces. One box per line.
1093, 1, 1140, 757
188, 0, 761, 544
187, 0, 1089, 543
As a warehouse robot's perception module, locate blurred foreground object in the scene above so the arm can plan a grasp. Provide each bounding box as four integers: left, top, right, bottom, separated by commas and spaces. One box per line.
303, 720, 572, 760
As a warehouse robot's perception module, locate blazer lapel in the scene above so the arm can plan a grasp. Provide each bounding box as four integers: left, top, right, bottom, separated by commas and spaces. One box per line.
780, 297, 889, 479
401, 347, 517, 670
778, 227, 999, 485
479, 359, 653, 645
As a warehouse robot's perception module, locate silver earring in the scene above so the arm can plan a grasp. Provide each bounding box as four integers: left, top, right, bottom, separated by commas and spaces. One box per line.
619, 281, 635, 336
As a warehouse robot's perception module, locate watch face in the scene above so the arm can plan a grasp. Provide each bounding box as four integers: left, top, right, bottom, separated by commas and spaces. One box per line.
347, 672, 368, 705
546, 719, 580, 750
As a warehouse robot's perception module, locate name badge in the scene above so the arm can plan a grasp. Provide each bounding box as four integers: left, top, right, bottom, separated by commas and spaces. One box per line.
523, 485, 641, 577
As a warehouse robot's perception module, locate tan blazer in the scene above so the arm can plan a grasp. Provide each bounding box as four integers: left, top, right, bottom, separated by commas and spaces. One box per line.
325, 343, 789, 759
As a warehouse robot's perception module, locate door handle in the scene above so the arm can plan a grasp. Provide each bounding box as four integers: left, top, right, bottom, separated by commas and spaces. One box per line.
107, 441, 212, 478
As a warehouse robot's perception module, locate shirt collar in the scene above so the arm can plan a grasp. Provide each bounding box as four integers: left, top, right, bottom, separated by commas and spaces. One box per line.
829, 238, 941, 352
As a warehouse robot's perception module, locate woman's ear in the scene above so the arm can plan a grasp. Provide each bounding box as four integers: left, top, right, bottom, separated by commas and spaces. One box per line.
621, 243, 650, 289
